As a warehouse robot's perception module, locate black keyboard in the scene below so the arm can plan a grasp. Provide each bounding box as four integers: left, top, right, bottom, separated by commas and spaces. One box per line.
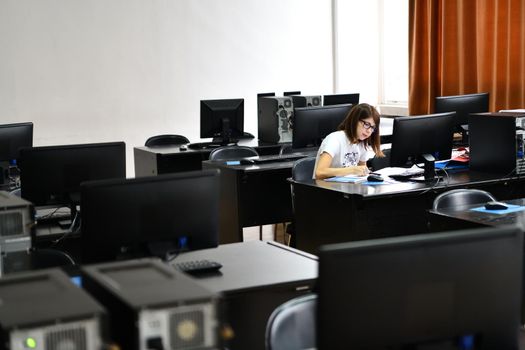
187, 142, 221, 150
252, 154, 307, 164
389, 171, 424, 181
173, 259, 222, 275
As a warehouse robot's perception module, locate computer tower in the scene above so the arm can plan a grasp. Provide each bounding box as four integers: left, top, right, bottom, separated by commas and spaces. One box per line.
82, 258, 220, 350
258, 96, 294, 143
290, 95, 322, 108
0, 268, 107, 350
469, 112, 525, 174
0, 191, 33, 276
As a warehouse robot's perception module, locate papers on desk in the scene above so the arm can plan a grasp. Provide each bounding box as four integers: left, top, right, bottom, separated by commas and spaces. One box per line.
325, 175, 366, 183
373, 165, 422, 177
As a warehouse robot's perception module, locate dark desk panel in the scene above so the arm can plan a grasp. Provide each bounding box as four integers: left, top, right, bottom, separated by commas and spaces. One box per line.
171, 240, 317, 350
293, 171, 525, 253
203, 151, 317, 243
134, 140, 282, 176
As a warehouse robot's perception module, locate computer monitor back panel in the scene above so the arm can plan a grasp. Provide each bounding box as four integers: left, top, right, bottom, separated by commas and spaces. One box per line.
323, 93, 360, 106
200, 99, 244, 144
434, 92, 489, 127
390, 112, 455, 167
19, 142, 126, 208
292, 104, 352, 148
80, 169, 220, 264
318, 227, 523, 350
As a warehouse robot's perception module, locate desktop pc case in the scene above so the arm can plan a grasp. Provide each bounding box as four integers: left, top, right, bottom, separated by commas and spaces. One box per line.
469, 112, 525, 174
81, 258, 220, 350
290, 95, 322, 108
0, 268, 106, 350
0, 191, 33, 276
258, 96, 294, 143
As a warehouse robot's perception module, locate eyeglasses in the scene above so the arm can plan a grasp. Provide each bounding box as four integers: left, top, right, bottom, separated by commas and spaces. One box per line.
360, 120, 376, 132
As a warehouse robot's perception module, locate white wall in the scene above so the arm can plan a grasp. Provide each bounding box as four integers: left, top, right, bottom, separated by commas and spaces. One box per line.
0, 0, 334, 175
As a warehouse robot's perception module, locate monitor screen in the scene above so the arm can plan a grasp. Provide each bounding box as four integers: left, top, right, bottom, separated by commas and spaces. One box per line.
80, 169, 220, 264
0, 122, 33, 162
318, 226, 523, 350
434, 92, 489, 128
19, 142, 126, 208
323, 93, 360, 106
390, 112, 455, 167
200, 98, 244, 145
292, 104, 352, 148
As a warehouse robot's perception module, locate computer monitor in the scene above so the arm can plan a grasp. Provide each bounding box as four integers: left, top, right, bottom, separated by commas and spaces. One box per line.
318, 226, 523, 350
19, 142, 126, 210
0, 122, 33, 162
435, 92, 489, 142
323, 93, 360, 106
80, 169, 220, 264
390, 112, 455, 168
283, 91, 301, 96
292, 104, 353, 148
200, 98, 244, 145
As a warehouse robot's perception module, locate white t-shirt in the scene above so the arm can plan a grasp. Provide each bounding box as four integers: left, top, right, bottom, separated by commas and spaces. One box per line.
313, 130, 373, 177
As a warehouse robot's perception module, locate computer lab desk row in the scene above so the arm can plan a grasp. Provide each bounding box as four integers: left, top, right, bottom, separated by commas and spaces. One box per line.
292, 171, 525, 253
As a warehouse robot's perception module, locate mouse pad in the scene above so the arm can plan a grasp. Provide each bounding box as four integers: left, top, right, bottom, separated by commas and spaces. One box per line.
470, 204, 525, 215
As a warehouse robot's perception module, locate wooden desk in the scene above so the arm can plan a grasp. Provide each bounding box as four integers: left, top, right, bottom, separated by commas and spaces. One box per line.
292, 171, 525, 253
173, 240, 318, 350
134, 139, 282, 176
428, 198, 525, 231
203, 151, 317, 243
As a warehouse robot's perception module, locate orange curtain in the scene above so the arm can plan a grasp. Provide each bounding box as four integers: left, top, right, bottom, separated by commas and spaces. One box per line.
409, 0, 525, 115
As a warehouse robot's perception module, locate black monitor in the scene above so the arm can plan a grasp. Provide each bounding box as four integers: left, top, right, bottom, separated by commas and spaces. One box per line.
80, 169, 220, 264
435, 92, 489, 142
292, 104, 352, 148
390, 112, 455, 169
318, 226, 523, 350
323, 93, 360, 106
200, 98, 244, 145
0, 122, 33, 162
283, 91, 301, 96
19, 142, 126, 210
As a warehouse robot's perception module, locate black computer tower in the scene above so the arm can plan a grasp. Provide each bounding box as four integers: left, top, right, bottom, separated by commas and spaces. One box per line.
0, 268, 107, 350
290, 95, 322, 108
469, 112, 525, 174
82, 258, 220, 350
0, 191, 34, 276
258, 96, 294, 143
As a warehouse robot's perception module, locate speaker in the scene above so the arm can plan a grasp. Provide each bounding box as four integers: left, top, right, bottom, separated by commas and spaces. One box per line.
291, 95, 322, 108
82, 258, 220, 350
258, 97, 294, 143
0, 191, 33, 276
0, 268, 107, 350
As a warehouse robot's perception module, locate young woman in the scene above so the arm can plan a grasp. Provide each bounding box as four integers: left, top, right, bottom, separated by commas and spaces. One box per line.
314, 103, 384, 180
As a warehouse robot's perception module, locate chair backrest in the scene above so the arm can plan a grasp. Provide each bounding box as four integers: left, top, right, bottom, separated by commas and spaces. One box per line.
208, 146, 259, 161
292, 157, 316, 182
145, 134, 190, 147
265, 294, 317, 350
432, 189, 496, 210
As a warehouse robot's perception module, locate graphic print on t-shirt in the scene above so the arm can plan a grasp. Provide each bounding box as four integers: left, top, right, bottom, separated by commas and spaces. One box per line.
343, 151, 359, 167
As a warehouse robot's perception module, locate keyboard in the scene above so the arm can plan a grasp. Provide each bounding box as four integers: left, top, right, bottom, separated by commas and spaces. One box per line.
173, 259, 223, 275
252, 154, 307, 164
187, 142, 221, 150
388, 170, 425, 181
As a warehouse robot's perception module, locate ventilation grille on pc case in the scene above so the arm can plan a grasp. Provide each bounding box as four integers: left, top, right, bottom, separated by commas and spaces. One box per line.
169, 310, 205, 349
0, 212, 23, 237
45, 327, 87, 350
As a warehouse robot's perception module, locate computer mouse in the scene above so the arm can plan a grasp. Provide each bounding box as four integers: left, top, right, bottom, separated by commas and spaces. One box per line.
179, 145, 188, 151
484, 201, 508, 210
367, 174, 384, 182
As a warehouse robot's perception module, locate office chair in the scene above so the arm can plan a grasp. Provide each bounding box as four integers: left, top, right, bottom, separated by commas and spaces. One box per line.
433, 189, 496, 210
367, 148, 391, 171
265, 293, 317, 350
145, 134, 190, 147
30, 248, 76, 269
286, 157, 317, 246
208, 145, 259, 161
